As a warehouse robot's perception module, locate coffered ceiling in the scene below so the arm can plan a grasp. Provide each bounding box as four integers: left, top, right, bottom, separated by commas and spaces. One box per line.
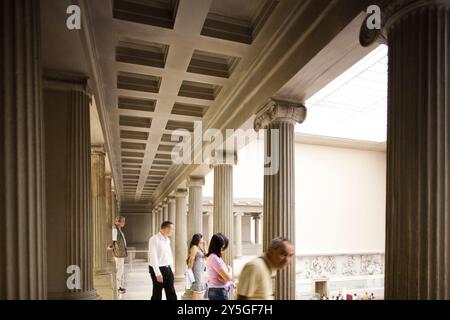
76, 0, 372, 205
84, 0, 301, 202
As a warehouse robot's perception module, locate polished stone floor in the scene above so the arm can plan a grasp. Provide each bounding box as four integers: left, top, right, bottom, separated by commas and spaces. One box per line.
113, 257, 254, 300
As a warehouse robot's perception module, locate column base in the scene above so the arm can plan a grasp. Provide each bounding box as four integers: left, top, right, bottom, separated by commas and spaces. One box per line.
95, 267, 112, 275
174, 274, 185, 282
48, 289, 101, 300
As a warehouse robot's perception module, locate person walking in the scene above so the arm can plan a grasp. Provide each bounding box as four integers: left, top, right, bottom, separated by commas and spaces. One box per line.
148, 221, 177, 300
206, 233, 232, 300
237, 237, 295, 300
187, 233, 207, 300
107, 216, 128, 294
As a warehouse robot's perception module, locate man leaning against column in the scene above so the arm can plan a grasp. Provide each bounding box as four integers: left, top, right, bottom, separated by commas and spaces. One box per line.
107, 216, 128, 295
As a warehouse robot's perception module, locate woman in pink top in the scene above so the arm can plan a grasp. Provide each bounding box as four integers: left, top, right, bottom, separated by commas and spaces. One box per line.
206, 233, 233, 300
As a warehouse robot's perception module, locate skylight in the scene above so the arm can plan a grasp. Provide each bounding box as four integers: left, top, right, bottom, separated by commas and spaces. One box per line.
296, 45, 388, 143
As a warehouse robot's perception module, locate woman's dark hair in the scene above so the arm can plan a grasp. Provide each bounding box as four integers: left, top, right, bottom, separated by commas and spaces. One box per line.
206, 233, 229, 258
189, 233, 203, 249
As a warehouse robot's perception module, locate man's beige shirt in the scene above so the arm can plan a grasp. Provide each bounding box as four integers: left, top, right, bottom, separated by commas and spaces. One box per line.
237, 255, 276, 300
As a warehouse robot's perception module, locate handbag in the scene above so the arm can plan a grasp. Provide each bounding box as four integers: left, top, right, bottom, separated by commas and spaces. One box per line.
185, 268, 195, 289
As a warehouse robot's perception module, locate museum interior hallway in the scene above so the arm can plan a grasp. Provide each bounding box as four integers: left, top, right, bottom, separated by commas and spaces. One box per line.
1, 0, 449, 300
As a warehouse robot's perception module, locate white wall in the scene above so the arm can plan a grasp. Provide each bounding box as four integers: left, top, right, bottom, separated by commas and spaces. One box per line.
204, 138, 264, 199
295, 143, 385, 254
203, 138, 386, 255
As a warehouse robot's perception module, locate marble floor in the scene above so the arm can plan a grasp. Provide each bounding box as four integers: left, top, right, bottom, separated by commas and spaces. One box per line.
115, 257, 255, 300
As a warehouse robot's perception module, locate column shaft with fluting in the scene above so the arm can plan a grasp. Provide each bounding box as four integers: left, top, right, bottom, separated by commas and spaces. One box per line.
168, 197, 176, 260
175, 190, 188, 278
381, 1, 450, 300
207, 212, 214, 245
105, 175, 113, 262
255, 99, 306, 300
234, 213, 243, 258
0, 0, 46, 300
44, 79, 99, 299
213, 158, 235, 267
254, 215, 262, 245
188, 177, 205, 241
91, 147, 109, 275
163, 203, 169, 221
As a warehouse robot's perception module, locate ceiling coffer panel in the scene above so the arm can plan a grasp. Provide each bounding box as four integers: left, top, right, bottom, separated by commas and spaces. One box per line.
113, 0, 179, 29
119, 115, 152, 128
116, 40, 170, 68
118, 96, 156, 113
117, 72, 161, 93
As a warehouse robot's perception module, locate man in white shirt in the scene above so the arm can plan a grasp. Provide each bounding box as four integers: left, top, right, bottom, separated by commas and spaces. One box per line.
148, 221, 177, 300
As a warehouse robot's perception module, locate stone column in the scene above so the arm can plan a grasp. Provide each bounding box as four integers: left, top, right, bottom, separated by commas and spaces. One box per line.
105, 175, 113, 262
175, 189, 188, 278
234, 213, 243, 258
187, 176, 205, 241
212, 151, 237, 267
0, 0, 46, 300
360, 0, 450, 300
254, 99, 306, 300
206, 212, 214, 245
154, 206, 159, 232
43, 73, 99, 299
254, 215, 262, 245
159, 205, 163, 229
111, 188, 117, 224
168, 197, 176, 260
91, 146, 109, 275
150, 209, 155, 236
162, 202, 169, 222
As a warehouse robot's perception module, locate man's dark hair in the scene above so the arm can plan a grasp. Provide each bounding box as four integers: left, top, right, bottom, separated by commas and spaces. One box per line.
161, 221, 173, 229
206, 233, 229, 258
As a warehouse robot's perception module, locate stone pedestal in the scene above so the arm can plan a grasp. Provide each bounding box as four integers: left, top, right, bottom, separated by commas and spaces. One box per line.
0, 0, 46, 299
91, 146, 109, 275
43, 74, 99, 300
254, 99, 306, 300
212, 151, 237, 267
175, 189, 188, 279
187, 176, 205, 241
360, 0, 450, 299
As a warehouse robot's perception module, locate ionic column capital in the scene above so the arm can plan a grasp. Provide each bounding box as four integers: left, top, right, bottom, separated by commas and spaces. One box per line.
234, 212, 244, 217
187, 176, 205, 187
43, 70, 92, 97
91, 145, 105, 156
175, 188, 188, 197
359, 0, 450, 47
254, 99, 307, 130
209, 150, 238, 167
167, 196, 176, 204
